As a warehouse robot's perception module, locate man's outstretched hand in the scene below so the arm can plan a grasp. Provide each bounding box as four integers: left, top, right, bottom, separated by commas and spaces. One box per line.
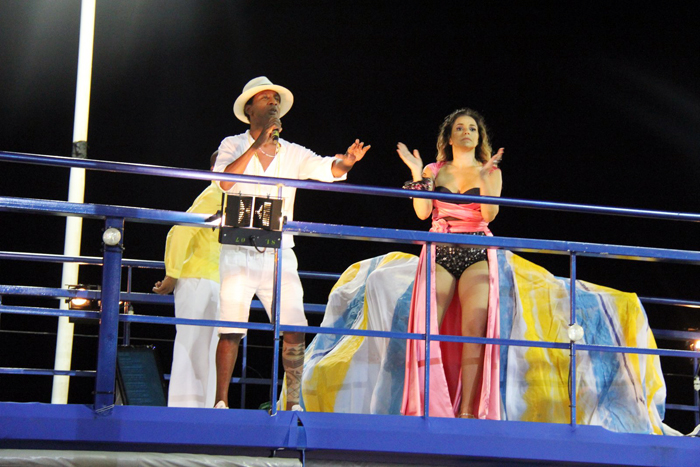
333, 139, 371, 175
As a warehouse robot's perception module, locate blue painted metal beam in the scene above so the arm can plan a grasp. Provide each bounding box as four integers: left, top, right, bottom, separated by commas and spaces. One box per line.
3, 150, 700, 223
0, 285, 102, 300
0, 304, 100, 320
0, 368, 94, 377
5, 285, 700, 312
666, 403, 700, 413
0, 250, 163, 269
3, 193, 700, 265
0, 403, 697, 466
647, 329, 700, 341
0, 195, 209, 227
639, 296, 700, 308
93, 218, 124, 412
0, 250, 339, 285
0, 286, 330, 313
3, 301, 699, 360
286, 221, 700, 263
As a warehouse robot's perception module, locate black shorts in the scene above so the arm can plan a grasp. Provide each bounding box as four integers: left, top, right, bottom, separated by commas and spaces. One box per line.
435, 232, 488, 279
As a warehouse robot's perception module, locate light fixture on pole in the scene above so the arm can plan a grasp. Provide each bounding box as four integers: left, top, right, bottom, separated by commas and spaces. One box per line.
66, 284, 126, 325
66, 284, 101, 311
66, 284, 101, 326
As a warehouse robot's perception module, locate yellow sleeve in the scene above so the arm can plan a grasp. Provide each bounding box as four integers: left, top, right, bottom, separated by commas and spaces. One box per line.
163, 183, 222, 279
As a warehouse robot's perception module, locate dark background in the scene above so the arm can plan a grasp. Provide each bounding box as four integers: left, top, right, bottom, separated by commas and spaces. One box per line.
0, 1, 698, 432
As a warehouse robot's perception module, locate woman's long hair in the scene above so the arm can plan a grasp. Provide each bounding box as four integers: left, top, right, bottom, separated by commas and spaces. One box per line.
436, 108, 492, 163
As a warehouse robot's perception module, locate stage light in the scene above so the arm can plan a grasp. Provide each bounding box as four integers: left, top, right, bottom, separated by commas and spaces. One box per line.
221, 194, 253, 228
67, 284, 100, 311
219, 194, 284, 249
70, 297, 90, 308
253, 197, 283, 230
67, 284, 127, 324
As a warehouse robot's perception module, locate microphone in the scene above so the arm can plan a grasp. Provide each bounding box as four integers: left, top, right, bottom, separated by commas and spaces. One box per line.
271, 129, 280, 142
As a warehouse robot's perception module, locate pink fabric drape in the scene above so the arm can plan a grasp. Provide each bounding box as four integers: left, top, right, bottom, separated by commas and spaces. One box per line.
401, 171, 501, 419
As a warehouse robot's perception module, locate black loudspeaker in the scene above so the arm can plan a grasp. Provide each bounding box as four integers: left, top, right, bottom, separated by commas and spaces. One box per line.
115, 345, 167, 406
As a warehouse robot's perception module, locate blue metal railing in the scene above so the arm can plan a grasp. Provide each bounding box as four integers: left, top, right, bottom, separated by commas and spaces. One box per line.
1, 150, 699, 426
0, 256, 335, 408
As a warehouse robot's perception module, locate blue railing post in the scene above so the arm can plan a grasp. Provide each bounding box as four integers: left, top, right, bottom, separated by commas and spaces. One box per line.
423, 243, 431, 418
694, 358, 700, 426
94, 217, 124, 413
123, 266, 133, 346
240, 336, 248, 408
269, 184, 284, 415
269, 247, 282, 415
569, 252, 578, 427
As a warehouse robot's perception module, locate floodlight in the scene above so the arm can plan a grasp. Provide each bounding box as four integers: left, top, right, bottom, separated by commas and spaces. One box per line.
67, 284, 100, 311
219, 193, 284, 249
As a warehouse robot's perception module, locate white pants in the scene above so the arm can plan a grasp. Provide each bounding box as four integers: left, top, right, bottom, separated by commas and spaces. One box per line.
167, 277, 219, 408
219, 246, 307, 335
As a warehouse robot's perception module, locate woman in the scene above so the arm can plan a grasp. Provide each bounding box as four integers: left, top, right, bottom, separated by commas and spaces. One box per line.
398, 108, 503, 419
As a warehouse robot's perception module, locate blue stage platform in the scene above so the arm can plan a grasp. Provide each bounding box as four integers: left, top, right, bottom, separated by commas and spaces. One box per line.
1, 402, 698, 466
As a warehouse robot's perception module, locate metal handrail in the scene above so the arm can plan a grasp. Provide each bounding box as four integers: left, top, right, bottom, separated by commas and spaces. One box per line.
1, 150, 698, 425
3, 150, 700, 222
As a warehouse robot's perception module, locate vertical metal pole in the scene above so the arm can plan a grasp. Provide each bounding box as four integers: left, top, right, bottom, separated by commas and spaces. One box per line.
569, 252, 577, 427
52, 0, 97, 404
423, 243, 432, 418
240, 336, 248, 408
94, 218, 124, 413
269, 184, 284, 415
694, 358, 699, 426
123, 266, 132, 346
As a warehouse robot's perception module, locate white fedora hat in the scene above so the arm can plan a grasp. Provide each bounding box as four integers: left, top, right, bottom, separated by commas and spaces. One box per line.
233, 76, 294, 124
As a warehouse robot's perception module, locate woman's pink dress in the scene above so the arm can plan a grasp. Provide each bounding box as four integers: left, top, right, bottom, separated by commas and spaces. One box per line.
401, 162, 501, 419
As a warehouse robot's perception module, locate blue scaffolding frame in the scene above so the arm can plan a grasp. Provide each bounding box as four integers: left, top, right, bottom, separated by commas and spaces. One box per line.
1, 150, 699, 466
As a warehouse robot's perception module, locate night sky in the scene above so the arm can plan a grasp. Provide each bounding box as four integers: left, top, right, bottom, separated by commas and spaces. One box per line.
1, 1, 699, 431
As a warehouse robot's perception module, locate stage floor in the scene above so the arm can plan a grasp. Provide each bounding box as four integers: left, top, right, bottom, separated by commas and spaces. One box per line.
1, 402, 698, 466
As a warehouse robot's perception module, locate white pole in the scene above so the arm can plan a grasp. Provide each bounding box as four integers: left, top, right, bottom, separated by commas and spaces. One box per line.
51, 0, 96, 404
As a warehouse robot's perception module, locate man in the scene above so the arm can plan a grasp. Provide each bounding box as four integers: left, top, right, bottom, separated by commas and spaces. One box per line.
153, 151, 222, 407
213, 76, 369, 409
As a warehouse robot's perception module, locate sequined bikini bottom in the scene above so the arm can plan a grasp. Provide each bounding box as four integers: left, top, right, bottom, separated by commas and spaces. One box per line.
435, 232, 488, 278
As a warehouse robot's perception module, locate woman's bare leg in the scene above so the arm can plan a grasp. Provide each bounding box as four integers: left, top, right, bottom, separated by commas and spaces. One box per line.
457, 260, 490, 417
435, 265, 456, 327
